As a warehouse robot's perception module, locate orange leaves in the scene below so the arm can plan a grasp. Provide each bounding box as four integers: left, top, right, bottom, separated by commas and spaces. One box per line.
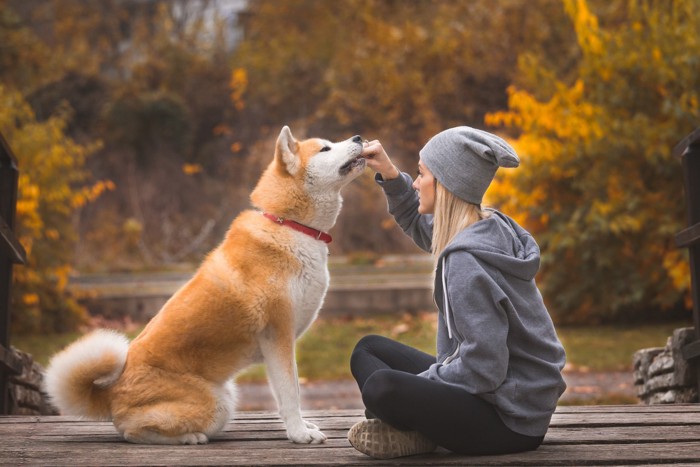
72, 180, 116, 208
181, 164, 203, 176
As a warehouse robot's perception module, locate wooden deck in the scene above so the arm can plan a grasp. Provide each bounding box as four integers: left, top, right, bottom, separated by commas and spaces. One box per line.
1, 405, 699, 465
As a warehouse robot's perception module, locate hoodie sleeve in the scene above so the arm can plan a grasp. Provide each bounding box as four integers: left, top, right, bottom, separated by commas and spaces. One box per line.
375, 172, 432, 252
425, 250, 510, 394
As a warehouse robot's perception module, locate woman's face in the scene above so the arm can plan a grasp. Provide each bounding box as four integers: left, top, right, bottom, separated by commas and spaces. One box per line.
413, 160, 436, 214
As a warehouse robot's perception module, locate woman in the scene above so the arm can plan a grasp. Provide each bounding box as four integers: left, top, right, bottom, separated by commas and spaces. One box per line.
348, 127, 567, 459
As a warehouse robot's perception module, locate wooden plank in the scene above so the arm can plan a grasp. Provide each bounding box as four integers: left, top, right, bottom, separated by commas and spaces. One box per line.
12, 423, 700, 446
554, 404, 700, 413
2, 440, 700, 466
2, 408, 700, 465
545, 425, 700, 444
0, 404, 696, 423
550, 411, 700, 427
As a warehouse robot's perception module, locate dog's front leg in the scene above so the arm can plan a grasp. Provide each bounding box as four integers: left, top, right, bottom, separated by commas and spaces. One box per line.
258, 328, 326, 444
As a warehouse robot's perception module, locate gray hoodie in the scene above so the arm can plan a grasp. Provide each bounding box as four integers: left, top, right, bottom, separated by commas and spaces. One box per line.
378, 172, 567, 437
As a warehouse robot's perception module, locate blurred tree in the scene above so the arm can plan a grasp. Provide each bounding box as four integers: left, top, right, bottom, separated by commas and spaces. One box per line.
486, 0, 700, 323
0, 4, 55, 93
0, 0, 241, 338
19, 0, 243, 269
235, 0, 578, 144
0, 85, 105, 333
234, 0, 580, 255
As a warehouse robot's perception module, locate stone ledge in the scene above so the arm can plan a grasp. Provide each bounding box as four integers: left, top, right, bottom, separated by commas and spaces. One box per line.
633, 327, 699, 404
7, 347, 57, 415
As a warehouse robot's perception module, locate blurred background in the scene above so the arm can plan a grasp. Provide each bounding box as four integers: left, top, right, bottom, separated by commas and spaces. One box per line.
1, 0, 698, 406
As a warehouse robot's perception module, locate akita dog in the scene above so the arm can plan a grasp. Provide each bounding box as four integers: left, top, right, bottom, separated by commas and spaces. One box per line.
44, 127, 366, 445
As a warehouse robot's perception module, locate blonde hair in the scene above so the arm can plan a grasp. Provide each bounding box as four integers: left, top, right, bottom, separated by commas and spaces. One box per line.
431, 181, 489, 262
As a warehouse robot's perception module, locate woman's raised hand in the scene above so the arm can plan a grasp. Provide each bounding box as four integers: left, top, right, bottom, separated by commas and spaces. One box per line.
361, 140, 400, 181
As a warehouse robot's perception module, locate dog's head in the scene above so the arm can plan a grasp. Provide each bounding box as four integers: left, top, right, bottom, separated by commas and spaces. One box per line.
274, 126, 366, 189
251, 126, 366, 226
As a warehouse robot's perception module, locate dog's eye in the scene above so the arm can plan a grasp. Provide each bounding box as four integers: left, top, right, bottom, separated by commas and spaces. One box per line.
320, 146, 331, 152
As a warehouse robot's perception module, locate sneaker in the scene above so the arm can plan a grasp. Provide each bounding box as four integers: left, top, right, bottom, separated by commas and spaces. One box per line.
347, 419, 437, 459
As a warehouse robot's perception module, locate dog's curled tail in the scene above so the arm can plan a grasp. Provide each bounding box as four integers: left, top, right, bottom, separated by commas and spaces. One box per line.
44, 329, 129, 420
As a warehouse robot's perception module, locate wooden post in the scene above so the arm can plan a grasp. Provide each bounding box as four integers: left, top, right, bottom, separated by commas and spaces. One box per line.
0, 133, 26, 414
673, 127, 700, 398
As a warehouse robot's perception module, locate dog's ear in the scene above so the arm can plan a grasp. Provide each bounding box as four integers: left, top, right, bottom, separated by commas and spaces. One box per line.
275, 126, 300, 175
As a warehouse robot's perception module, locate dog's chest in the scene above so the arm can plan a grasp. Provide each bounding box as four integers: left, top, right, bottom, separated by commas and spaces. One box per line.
289, 238, 330, 336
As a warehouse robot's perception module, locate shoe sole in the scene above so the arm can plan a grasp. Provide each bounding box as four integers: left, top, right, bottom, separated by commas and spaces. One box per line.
347, 419, 437, 459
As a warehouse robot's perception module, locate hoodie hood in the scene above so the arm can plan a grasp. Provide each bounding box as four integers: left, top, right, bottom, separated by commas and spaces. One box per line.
439, 210, 540, 281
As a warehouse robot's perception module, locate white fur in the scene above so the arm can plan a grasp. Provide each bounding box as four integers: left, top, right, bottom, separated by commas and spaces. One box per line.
209, 379, 238, 439
256, 133, 364, 444
44, 329, 129, 417
270, 238, 330, 444
289, 235, 330, 337
278, 126, 301, 175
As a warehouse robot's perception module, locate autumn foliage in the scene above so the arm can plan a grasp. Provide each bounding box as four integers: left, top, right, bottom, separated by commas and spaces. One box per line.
486, 0, 699, 322
0, 0, 698, 331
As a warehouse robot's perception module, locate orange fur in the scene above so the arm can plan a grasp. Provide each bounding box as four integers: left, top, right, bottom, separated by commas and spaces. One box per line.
44, 126, 366, 445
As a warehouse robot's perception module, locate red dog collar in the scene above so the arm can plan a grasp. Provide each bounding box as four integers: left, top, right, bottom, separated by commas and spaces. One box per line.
262, 212, 332, 244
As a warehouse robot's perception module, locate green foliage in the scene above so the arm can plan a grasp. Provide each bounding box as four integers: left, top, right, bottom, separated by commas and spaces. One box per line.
487, 0, 699, 322
103, 91, 192, 164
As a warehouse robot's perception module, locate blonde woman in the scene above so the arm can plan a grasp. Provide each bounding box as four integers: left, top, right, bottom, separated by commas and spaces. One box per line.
348, 127, 567, 459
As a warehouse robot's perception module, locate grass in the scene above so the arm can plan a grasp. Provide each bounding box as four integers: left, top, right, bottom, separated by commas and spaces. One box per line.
556, 322, 690, 372
13, 314, 691, 384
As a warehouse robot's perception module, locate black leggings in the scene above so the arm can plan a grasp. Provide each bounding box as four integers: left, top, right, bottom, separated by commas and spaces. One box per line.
350, 334, 544, 455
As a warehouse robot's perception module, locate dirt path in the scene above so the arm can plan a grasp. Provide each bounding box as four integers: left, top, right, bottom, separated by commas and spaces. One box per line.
236, 370, 638, 411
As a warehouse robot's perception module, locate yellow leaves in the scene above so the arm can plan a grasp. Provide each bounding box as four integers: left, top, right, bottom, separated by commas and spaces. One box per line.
662, 250, 690, 301
520, 81, 601, 138
1, 84, 96, 332
230, 68, 248, 111
54, 264, 73, 293
123, 218, 143, 235
564, 0, 604, 56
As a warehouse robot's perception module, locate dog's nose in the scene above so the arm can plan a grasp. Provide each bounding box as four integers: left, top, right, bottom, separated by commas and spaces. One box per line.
352, 135, 363, 144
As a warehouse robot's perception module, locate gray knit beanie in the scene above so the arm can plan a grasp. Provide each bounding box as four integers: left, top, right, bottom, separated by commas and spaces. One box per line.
419, 126, 520, 205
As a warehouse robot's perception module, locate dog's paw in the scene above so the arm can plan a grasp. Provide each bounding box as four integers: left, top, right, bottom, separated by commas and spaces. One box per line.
123, 430, 209, 445
180, 432, 209, 445
304, 420, 320, 431
287, 426, 327, 444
